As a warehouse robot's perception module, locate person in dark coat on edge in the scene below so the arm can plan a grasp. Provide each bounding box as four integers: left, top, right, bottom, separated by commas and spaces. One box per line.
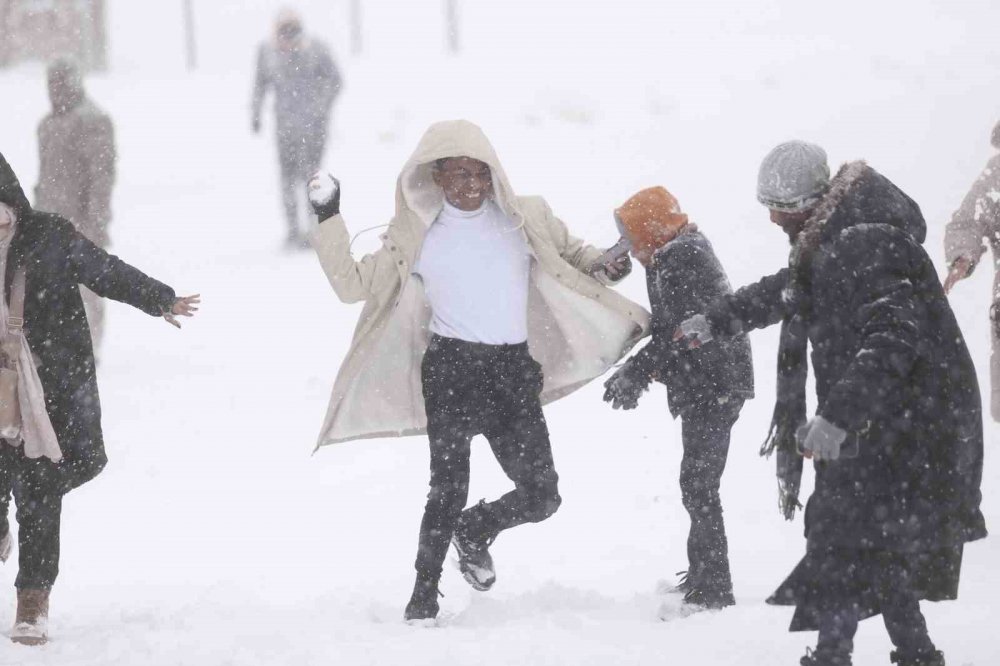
0, 153, 199, 646
601, 186, 753, 614
675, 141, 986, 666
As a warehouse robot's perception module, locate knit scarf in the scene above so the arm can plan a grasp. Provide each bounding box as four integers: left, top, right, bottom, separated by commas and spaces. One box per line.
760, 289, 809, 521
0, 203, 61, 462
760, 160, 867, 520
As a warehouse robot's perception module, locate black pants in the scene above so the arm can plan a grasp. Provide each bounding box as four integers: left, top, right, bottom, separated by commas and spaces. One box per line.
679, 398, 742, 595
0, 444, 62, 590
816, 554, 936, 659
415, 335, 561, 580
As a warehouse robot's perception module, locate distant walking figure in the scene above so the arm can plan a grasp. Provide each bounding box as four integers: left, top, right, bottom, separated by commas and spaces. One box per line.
35, 59, 116, 353
251, 9, 342, 249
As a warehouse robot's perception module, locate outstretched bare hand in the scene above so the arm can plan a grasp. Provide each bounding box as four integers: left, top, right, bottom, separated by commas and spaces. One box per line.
943, 256, 973, 295
163, 294, 200, 329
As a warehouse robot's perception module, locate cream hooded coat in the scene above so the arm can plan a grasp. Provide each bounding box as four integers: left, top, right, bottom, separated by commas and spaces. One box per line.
309, 120, 650, 447
945, 151, 1000, 421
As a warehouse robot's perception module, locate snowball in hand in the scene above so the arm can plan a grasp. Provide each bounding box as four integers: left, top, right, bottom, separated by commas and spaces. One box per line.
308, 172, 338, 206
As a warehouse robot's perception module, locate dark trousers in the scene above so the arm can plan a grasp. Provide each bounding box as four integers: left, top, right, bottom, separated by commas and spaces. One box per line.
679, 398, 742, 595
816, 555, 936, 659
277, 122, 327, 238
0, 444, 62, 590
415, 335, 561, 580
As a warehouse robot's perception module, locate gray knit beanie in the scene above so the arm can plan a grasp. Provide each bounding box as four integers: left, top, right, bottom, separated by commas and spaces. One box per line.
757, 140, 830, 211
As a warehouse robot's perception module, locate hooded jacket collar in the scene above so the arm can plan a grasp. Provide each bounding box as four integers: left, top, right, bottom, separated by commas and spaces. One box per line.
394, 120, 524, 229
789, 160, 925, 285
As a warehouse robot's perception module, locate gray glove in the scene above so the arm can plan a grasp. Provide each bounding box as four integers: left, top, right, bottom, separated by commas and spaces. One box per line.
795, 416, 847, 461
675, 314, 714, 347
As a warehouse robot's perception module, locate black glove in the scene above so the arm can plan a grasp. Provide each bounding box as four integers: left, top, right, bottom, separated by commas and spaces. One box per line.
307, 172, 341, 221
602, 362, 645, 410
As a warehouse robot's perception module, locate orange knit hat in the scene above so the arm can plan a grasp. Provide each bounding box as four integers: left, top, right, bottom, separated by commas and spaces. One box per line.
615, 186, 689, 254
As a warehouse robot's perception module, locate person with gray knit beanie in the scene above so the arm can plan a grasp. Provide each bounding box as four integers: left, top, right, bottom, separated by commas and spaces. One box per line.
675, 140, 983, 666
756, 140, 831, 212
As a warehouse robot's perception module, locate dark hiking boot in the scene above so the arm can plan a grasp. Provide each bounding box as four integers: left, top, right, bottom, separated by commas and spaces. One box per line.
890, 650, 945, 666
800, 647, 852, 666
681, 586, 735, 614
404, 576, 441, 624
11, 588, 49, 646
452, 500, 497, 592
452, 532, 496, 591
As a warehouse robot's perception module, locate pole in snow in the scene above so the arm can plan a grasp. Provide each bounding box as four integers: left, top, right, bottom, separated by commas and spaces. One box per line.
350, 0, 363, 55
183, 0, 197, 70
445, 0, 459, 54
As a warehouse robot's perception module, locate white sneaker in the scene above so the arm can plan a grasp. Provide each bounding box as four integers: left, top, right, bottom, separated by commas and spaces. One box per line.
10, 589, 49, 646
10, 617, 47, 646
0, 530, 10, 564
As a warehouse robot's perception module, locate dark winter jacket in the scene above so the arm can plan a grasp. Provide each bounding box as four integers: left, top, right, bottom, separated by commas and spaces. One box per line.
0, 153, 176, 493
625, 229, 753, 418
707, 162, 986, 555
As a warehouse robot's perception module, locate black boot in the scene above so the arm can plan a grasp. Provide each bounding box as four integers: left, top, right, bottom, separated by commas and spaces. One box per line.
800, 647, 852, 666
890, 650, 945, 666
403, 575, 441, 623
681, 585, 734, 612
452, 500, 497, 591
666, 569, 694, 595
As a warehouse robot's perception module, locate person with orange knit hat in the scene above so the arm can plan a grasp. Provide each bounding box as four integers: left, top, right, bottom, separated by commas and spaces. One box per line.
603, 186, 753, 614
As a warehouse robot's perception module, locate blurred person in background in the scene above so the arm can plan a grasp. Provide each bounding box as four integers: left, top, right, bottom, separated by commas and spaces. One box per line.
0, 153, 199, 646
602, 186, 753, 616
35, 59, 115, 355
943, 119, 1000, 421
305, 120, 644, 624
676, 141, 985, 666
251, 8, 342, 250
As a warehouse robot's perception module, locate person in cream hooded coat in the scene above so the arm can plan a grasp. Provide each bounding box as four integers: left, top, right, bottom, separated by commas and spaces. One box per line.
308, 120, 649, 621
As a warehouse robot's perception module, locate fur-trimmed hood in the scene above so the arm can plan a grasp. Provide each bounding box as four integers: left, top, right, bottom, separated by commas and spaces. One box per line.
790, 161, 925, 282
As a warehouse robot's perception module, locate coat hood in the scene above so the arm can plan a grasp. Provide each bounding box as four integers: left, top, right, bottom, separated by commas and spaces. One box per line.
47, 59, 86, 115
395, 120, 522, 226
615, 186, 689, 258
0, 153, 31, 218
791, 161, 925, 277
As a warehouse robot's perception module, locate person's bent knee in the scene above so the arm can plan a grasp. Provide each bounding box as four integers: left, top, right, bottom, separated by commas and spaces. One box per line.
524, 485, 561, 523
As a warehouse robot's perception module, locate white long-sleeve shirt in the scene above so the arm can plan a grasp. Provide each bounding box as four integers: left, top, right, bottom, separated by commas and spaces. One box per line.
414, 200, 531, 344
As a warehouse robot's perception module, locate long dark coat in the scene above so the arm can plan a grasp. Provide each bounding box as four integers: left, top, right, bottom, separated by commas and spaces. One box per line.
0, 153, 175, 493
707, 162, 986, 626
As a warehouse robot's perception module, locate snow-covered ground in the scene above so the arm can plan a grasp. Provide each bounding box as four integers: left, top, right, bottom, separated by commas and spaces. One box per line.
0, 1, 999, 664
